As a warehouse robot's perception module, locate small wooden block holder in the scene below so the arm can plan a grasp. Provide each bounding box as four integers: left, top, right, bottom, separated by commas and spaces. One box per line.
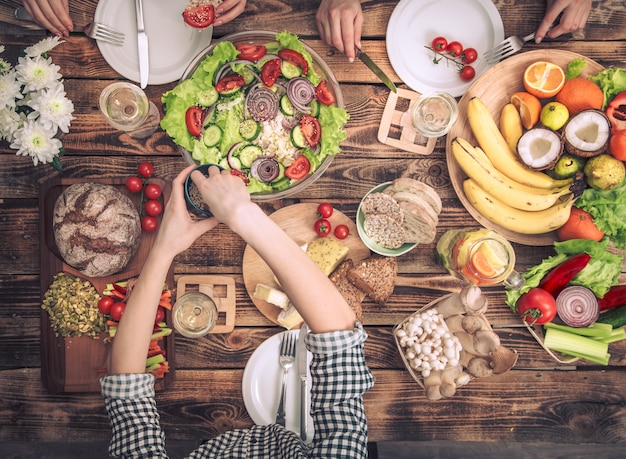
176, 275, 237, 334
377, 87, 437, 155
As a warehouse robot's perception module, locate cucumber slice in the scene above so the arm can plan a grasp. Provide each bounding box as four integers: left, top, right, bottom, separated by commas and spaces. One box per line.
240, 67, 256, 85
239, 119, 261, 140
226, 155, 242, 171
309, 99, 320, 117
290, 125, 307, 148
238, 144, 263, 168
218, 157, 230, 169
280, 95, 295, 116
202, 125, 222, 147
197, 88, 219, 107
271, 175, 292, 191
280, 60, 301, 79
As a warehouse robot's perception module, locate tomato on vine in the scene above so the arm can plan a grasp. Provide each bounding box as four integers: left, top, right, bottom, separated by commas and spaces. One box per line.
460, 65, 476, 82
138, 162, 154, 178
126, 176, 143, 193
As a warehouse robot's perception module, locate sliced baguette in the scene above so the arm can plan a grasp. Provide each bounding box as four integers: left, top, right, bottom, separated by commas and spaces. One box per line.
346, 254, 397, 304
391, 191, 439, 225
385, 177, 442, 214
398, 201, 437, 244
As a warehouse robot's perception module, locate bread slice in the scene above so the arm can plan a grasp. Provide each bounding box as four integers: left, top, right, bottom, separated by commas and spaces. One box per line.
363, 214, 406, 249
361, 192, 404, 225
398, 201, 437, 244
391, 191, 439, 225
386, 177, 442, 214
329, 259, 365, 322
346, 254, 397, 304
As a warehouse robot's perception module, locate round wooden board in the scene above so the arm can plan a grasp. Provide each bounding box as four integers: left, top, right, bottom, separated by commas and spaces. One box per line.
445, 49, 605, 246
242, 203, 371, 326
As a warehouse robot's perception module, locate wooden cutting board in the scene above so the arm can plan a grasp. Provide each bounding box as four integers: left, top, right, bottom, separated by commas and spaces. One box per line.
39, 175, 174, 394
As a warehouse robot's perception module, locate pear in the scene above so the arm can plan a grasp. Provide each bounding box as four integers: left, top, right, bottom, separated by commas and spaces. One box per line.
550, 153, 586, 179
540, 102, 569, 131
584, 154, 626, 190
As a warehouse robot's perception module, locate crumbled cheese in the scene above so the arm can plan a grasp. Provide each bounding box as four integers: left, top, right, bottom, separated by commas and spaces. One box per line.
256, 112, 298, 165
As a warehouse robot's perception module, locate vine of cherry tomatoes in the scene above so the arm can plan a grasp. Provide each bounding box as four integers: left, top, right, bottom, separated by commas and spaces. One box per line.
125, 161, 164, 232
313, 202, 350, 239
428, 36, 478, 82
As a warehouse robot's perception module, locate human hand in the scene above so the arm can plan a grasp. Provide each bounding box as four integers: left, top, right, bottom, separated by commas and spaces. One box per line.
316, 0, 363, 62
214, 0, 247, 26
21, 0, 73, 37
536, 0, 592, 43
152, 165, 219, 259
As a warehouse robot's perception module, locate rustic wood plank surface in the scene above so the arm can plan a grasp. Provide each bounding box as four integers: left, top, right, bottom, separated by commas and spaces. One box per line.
2, 0, 626, 452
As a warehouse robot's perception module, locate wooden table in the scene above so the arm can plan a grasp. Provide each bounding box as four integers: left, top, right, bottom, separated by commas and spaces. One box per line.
2, 0, 626, 454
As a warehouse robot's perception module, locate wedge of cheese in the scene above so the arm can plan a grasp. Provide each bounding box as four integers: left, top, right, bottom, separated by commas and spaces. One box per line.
253, 283, 290, 310
277, 303, 304, 329
306, 237, 349, 276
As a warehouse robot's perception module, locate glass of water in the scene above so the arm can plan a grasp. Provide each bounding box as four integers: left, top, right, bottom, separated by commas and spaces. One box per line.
99, 82, 159, 139
411, 92, 459, 138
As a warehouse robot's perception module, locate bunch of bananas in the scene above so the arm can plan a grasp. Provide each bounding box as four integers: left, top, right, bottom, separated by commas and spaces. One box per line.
452, 97, 580, 235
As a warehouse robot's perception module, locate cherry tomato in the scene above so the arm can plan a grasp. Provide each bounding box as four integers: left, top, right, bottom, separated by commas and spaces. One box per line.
110, 302, 126, 322
314, 218, 332, 237
125, 176, 143, 194
315, 80, 336, 105
284, 155, 311, 180
98, 296, 114, 315
461, 47, 478, 64
334, 224, 349, 239
515, 288, 557, 325
185, 106, 204, 137
278, 49, 309, 75
182, 4, 215, 29
317, 202, 334, 218
137, 161, 154, 178
431, 36, 448, 52
215, 74, 245, 93
446, 41, 463, 57
144, 183, 162, 200
236, 44, 267, 61
154, 307, 165, 325
300, 115, 321, 147
260, 58, 282, 87
141, 215, 158, 232
145, 199, 163, 217
460, 65, 476, 82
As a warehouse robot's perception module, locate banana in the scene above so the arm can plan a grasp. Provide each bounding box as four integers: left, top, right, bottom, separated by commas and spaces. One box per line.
462, 178, 575, 235
467, 97, 571, 190
499, 103, 523, 153
451, 137, 573, 211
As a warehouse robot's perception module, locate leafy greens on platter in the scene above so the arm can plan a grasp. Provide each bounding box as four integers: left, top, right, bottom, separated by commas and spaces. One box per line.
161, 31, 349, 195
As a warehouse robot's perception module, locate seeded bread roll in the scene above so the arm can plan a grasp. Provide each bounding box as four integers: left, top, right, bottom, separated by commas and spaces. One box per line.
53, 183, 141, 278
329, 259, 365, 322
361, 192, 404, 225
346, 254, 397, 304
363, 214, 406, 249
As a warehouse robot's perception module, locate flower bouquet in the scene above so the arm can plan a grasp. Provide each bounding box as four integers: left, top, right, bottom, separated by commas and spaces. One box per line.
0, 37, 74, 171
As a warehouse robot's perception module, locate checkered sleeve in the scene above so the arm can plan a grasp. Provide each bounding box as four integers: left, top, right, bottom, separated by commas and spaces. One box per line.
100, 373, 167, 458
305, 322, 374, 458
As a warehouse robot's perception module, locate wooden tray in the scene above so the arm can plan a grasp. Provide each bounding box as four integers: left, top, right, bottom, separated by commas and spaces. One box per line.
175, 275, 236, 334
242, 203, 371, 326
377, 87, 437, 155
445, 49, 604, 246
39, 175, 174, 394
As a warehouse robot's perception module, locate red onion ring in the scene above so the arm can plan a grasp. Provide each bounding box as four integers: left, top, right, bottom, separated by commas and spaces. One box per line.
246, 86, 279, 122
556, 286, 600, 328
250, 156, 280, 182
227, 142, 243, 169
287, 77, 315, 113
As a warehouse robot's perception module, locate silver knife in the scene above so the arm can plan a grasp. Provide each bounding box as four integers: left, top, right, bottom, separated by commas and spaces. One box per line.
355, 47, 397, 93
134, 0, 149, 88
297, 324, 309, 441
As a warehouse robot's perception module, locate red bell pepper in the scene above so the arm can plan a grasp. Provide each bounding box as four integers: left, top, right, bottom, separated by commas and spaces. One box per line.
598, 285, 626, 311
606, 90, 626, 132
538, 253, 592, 296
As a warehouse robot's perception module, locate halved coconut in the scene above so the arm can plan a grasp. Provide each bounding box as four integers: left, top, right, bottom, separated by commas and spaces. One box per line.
563, 109, 611, 157
516, 127, 564, 170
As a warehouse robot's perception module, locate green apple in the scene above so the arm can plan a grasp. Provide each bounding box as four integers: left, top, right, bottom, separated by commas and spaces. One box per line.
540, 102, 569, 131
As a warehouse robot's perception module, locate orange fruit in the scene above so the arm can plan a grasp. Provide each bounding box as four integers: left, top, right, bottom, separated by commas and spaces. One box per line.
556, 207, 604, 242
523, 61, 565, 98
555, 77, 605, 115
511, 92, 542, 129
470, 249, 497, 278
609, 129, 626, 161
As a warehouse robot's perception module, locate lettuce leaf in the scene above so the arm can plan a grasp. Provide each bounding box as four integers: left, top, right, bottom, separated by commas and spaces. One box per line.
505, 239, 623, 310
588, 67, 626, 109
577, 179, 626, 249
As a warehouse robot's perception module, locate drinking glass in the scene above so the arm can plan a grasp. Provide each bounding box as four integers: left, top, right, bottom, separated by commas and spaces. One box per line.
172, 292, 218, 338
411, 92, 459, 138
99, 82, 159, 139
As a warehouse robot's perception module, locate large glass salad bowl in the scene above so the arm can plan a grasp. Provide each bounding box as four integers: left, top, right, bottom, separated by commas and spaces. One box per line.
162, 30, 347, 201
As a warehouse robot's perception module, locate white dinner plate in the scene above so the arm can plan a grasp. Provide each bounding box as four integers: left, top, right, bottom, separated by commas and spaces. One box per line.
386, 0, 504, 97
242, 330, 314, 441
94, 0, 213, 86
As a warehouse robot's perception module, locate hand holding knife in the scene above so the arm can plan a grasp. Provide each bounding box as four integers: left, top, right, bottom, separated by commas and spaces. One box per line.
355, 47, 397, 93
134, 0, 149, 88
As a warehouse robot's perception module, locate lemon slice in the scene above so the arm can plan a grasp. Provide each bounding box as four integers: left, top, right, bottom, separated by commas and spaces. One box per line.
477, 239, 509, 275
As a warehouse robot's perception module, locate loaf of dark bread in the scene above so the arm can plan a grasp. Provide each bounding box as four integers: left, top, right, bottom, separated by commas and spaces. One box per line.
329, 259, 366, 322
346, 254, 397, 304
53, 183, 141, 277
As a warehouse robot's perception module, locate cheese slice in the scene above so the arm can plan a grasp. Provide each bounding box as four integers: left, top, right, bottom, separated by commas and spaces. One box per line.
277, 303, 304, 329
253, 283, 291, 310
306, 237, 350, 276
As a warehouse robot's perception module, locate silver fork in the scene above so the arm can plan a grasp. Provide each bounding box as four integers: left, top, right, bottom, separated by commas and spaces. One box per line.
84, 22, 125, 47
276, 332, 296, 426
483, 32, 536, 65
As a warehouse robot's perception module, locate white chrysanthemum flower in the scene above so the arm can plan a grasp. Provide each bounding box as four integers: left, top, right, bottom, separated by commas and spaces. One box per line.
0, 70, 22, 110
27, 85, 75, 133
0, 45, 4, 53
0, 107, 21, 141
0, 58, 10, 74
15, 55, 62, 92
10, 119, 62, 166
24, 36, 63, 58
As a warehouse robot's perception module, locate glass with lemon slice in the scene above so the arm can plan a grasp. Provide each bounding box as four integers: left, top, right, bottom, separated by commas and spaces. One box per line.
437, 228, 524, 289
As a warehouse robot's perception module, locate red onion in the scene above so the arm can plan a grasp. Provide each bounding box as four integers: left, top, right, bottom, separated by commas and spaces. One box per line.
250, 156, 280, 182
213, 60, 256, 86
287, 77, 315, 113
246, 86, 279, 122
227, 142, 243, 169
556, 286, 600, 328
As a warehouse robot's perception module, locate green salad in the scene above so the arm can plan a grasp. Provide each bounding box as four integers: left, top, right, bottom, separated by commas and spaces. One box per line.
161, 31, 349, 195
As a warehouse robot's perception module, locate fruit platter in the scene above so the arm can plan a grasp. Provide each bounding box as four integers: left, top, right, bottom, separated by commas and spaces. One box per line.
446, 49, 609, 246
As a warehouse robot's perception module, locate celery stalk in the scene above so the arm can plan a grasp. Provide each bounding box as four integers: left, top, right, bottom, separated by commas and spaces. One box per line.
592, 326, 626, 344
544, 328, 610, 364
145, 353, 165, 368
547, 347, 610, 365
543, 321, 613, 337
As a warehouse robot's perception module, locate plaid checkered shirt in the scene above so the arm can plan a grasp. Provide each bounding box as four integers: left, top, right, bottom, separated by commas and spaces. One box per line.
101, 323, 374, 458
